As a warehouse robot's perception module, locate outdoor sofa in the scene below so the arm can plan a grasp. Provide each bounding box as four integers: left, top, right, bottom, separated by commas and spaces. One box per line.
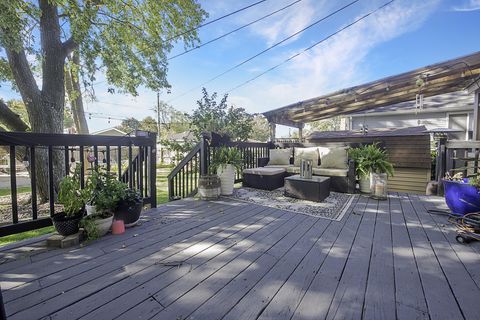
243, 146, 355, 193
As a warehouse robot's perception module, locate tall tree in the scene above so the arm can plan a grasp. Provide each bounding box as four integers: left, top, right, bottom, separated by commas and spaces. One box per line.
250, 115, 270, 142
0, 0, 206, 200
191, 88, 253, 141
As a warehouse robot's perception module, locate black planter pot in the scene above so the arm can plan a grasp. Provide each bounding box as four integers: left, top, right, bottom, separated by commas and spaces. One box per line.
51, 211, 84, 236
114, 200, 143, 227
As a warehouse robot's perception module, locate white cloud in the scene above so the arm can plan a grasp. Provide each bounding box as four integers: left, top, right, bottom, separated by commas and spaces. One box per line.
227, 0, 441, 113
452, 0, 480, 11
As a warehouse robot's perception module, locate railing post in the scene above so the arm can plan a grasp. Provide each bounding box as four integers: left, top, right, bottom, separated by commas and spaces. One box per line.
149, 133, 157, 208
200, 133, 208, 175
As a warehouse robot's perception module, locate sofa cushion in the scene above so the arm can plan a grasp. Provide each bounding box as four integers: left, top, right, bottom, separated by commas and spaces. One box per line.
313, 167, 348, 177
286, 166, 301, 174
265, 164, 293, 170
319, 147, 348, 169
243, 167, 285, 176
268, 148, 291, 165
293, 147, 319, 167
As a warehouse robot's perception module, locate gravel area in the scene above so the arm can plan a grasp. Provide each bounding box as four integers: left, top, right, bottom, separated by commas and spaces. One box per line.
0, 193, 62, 223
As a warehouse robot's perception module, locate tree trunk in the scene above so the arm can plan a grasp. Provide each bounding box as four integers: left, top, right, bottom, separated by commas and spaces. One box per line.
65, 52, 89, 134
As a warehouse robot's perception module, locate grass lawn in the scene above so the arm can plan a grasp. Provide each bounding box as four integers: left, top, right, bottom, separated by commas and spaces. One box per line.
0, 186, 31, 197
0, 226, 55, 247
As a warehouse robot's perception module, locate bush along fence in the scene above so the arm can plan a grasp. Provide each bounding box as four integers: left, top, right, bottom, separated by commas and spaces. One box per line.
0, 131, 156, 236
167, 133, 272, 201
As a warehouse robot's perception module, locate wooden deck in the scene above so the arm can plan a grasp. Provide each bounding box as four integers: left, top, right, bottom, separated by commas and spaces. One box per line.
1, 193, 480, 320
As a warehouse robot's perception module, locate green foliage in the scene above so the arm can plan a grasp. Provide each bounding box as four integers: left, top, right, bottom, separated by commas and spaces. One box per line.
58, 165, 86, 216
140, 116, 158, 133
307, 117, 342, 133
191, 88, 253, 141
80, 215, 100, 241
118, 117, 141, 133
6, 100, 29, 128
251, 115, 270, 142
209, 146, 243, 174
0, 1, 207, 96
155, 101, 190, 139
348, 143, 394, 178
120, 188, 142, 204
0, 226, 55, 247
469, 174, 480, 189
85, 167, 127, 214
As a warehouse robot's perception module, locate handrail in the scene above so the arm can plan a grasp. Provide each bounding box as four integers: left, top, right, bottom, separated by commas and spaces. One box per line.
167, 142, 201, 181
167, 142, 202, 201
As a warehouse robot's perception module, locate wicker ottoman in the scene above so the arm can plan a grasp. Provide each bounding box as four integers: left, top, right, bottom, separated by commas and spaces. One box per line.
242, 167, 286, 190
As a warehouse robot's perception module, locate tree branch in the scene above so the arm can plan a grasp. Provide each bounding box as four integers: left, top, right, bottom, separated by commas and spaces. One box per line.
62, 36, 78, 56
4, 46, 41, 102
0, 99, 29, 132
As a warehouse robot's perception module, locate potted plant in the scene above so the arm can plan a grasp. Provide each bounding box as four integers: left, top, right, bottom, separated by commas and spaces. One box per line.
198, 174, 221, 200
115, 188, 143, 227
83, 167, 125, 239
210, 146, 243, 195
443, 172, 480, 216
349, 143, 394, 193
53, 166, 86, 236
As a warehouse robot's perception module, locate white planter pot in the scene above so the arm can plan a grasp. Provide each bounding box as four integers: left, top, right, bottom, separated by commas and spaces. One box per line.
218, 164, 236, 195
95, 216, 114, 237
359, 176, 371, 193
85, 204, 96, 216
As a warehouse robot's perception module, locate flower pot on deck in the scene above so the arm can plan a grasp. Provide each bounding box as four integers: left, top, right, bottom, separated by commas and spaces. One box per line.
443, 179, 480, 216
359, 176, 371, 193
218, 164, 235, 195
114, 200, 143, 227
198, 175, 221, 200
51, 211, 84, 236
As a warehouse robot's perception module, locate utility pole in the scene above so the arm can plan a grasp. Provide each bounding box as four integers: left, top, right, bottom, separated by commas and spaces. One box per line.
156, 91, 161, 139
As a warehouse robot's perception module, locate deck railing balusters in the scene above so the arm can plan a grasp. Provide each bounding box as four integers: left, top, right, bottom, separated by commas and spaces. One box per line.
30, 146, 37, 220
10, 146, 18, 223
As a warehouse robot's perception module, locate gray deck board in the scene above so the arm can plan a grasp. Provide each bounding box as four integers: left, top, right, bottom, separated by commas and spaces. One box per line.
0, 194, 478, 320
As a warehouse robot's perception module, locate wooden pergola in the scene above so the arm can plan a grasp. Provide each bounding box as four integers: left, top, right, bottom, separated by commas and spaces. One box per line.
263, 51, 480, 140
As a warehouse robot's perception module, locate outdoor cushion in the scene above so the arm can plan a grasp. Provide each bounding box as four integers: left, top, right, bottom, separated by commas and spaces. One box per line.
265, 164, 293, 170
312, 167, 348, 177
243, 167, 285, 176
293, 147, 319, 167
286, 166, 301, 174
268, 148, 292, 165
319, 147, 348, 169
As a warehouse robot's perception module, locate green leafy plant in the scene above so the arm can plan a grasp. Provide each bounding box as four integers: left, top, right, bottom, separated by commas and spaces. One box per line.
209, 146, 243, 174
85, 167, 127, 215
348, 143, 394, 178
120, 188, 142, 205
58, 165, 86, 217
80, 216, 100, 241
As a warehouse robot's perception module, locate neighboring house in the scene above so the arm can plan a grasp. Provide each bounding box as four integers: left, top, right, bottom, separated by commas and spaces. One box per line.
91, 127, 128, 136
158, 131, 196, 164
342, 91, 474, 140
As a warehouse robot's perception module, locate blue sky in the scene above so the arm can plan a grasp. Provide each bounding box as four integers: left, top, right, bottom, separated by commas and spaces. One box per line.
1, 0, 480, 136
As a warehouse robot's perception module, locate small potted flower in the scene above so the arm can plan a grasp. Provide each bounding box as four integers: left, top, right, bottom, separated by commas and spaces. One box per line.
53, 166, 86, 236
115, 188, 143, 227
82, 167, 126, 239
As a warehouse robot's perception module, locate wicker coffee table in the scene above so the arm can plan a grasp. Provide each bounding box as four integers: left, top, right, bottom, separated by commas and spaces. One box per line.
284, 175, 331, 202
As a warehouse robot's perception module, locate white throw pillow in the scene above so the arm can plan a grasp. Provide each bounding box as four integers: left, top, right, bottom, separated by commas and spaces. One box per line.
268, 148, 291, 165
319, 147, 348, 169
293, 147, 319, 167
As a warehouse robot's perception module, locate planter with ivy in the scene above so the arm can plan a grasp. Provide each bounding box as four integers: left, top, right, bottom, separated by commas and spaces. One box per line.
210, 146, 243, 195
53, 166, 86, 236
348, 143, 394, 194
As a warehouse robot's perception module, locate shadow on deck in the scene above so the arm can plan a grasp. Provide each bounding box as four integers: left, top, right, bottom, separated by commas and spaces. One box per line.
0, 193, 479, 320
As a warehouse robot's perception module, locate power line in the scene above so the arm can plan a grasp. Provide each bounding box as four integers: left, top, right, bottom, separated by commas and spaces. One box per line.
225, 0, 395, 94
168, 0, 303, 60
166, 0, 361, 103
165, 0, 268, 43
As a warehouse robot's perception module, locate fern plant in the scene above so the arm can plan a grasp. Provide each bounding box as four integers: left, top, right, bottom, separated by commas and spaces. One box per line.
348, 143, 394, 178
209, 146, 243, 174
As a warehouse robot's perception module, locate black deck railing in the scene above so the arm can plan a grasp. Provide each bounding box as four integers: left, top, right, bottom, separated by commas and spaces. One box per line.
167, 134, 271, 201
444, 140, 480, 177
0, 131, 156, 236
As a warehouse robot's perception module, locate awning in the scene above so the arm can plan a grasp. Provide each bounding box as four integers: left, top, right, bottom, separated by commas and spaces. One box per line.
263, 51, 480, 127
